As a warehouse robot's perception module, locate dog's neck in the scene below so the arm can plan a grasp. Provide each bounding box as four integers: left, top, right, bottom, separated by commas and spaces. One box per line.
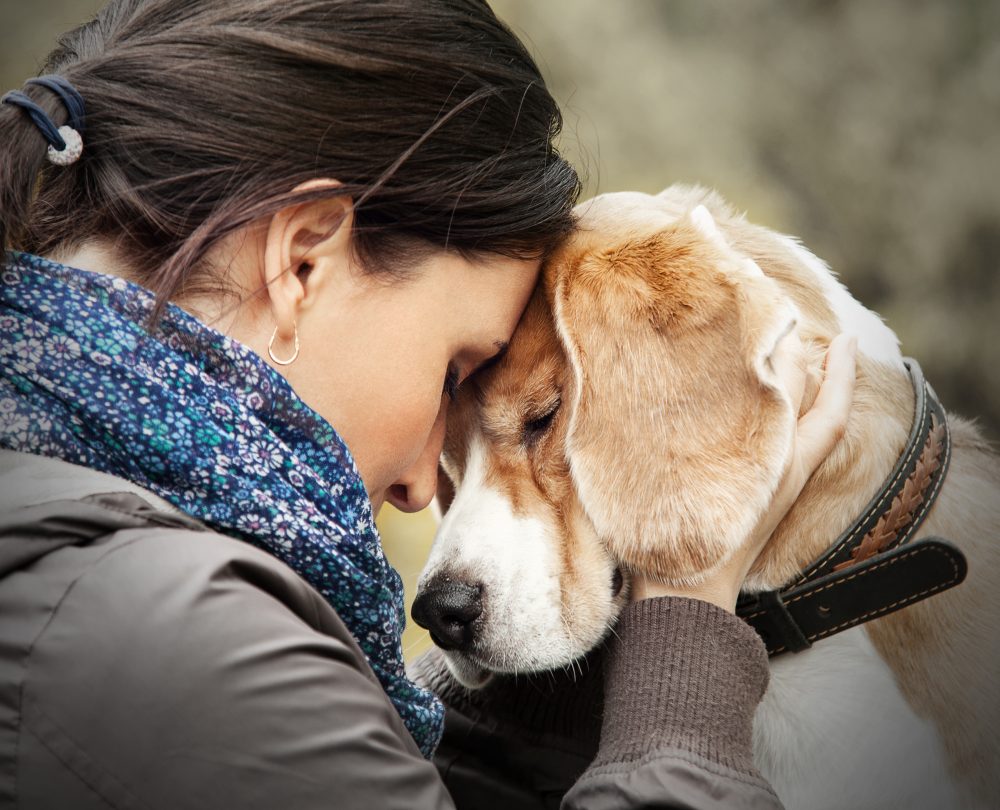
738, 355, 964, 656
745, 353, 916, 591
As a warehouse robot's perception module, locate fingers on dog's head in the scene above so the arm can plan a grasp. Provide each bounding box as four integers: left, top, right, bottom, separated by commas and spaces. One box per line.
546, 204, 801, 583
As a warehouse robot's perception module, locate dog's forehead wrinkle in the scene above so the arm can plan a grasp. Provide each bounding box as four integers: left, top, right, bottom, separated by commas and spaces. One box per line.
498, 367, 561, 409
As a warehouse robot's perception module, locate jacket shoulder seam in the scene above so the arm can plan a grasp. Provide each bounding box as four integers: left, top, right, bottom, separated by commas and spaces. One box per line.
76, 492, 202, 529
21, 717, 148, 810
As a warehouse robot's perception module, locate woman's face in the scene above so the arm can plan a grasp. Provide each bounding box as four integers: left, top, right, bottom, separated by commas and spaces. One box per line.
52, 214, 540, 515
281, 249, 540, 515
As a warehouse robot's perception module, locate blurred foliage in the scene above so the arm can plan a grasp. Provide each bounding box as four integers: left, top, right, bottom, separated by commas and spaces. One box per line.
376, 504, 436, 661
5, 0, 998, 659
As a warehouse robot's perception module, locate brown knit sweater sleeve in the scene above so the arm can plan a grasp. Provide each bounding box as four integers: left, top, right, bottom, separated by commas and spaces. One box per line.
565, 596, 782, 809
411, 596, 783, 809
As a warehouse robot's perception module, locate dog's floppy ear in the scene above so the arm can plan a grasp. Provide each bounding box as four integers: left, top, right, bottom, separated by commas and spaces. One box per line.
547, 205, 802, 584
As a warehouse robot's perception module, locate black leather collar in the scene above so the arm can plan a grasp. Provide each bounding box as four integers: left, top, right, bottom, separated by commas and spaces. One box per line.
736, 358, 968, 656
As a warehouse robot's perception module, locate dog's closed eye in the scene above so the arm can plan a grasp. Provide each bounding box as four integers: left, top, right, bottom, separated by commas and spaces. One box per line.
523, 398, 561, 446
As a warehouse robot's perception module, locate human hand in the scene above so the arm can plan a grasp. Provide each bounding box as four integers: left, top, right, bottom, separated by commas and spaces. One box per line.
631, 332, 858, 611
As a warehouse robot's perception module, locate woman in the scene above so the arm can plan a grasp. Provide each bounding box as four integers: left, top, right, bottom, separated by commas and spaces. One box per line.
0, 1, 855, 807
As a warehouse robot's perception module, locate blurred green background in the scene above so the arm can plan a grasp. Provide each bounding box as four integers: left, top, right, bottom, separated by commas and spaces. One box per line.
4, 0, 998, 659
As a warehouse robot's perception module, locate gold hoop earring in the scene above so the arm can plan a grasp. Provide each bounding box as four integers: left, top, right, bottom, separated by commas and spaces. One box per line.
268, 323, 300, 366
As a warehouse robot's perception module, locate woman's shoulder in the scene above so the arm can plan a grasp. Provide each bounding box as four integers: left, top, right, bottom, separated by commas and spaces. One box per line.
0, 446, 182, 515
0, 451, 440, 808
0, 448, 358, 648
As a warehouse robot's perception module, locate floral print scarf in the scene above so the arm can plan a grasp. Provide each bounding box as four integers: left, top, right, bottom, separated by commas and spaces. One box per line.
0, 252, 444, 757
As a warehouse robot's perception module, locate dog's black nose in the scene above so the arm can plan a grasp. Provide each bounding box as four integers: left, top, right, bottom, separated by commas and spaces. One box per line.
411, 578, 483, 652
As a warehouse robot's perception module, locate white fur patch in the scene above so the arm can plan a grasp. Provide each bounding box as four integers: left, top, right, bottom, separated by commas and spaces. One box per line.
420, 436, 582, 677
755, 627, 963, 809
780, 235, 904, 368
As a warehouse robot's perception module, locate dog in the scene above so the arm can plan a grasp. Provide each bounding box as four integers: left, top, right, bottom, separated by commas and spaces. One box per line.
412, 185, 1000, 809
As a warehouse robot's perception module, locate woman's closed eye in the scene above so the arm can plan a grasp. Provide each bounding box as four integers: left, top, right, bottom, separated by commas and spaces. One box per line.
443, 363, 461, 401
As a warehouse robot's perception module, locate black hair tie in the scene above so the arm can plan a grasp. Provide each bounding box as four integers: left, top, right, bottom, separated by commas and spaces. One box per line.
2, 74, 87, 166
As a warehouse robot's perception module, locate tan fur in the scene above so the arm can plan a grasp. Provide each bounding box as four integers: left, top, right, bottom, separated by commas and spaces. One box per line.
547, 216, 801, 583
438, 185, 1000, 802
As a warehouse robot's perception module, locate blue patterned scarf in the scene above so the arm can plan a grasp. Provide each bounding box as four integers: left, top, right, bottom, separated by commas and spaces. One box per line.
0, 251, 444, 756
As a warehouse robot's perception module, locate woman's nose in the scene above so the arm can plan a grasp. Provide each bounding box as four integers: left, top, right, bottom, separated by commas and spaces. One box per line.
384, 403, 447, 513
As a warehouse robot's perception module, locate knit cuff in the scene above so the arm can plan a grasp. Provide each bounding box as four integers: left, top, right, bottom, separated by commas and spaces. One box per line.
593, 596, 770, 777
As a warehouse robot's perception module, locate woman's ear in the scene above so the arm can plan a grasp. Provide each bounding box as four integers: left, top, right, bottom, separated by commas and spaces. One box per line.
546, 207, 801, 585
262, 179, 353, 343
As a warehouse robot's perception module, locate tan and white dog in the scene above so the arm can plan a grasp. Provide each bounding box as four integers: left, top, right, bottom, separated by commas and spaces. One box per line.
412, 186, 1000, 809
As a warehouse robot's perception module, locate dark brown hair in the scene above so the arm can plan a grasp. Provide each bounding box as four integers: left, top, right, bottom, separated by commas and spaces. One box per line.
0, 0, 580, 323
